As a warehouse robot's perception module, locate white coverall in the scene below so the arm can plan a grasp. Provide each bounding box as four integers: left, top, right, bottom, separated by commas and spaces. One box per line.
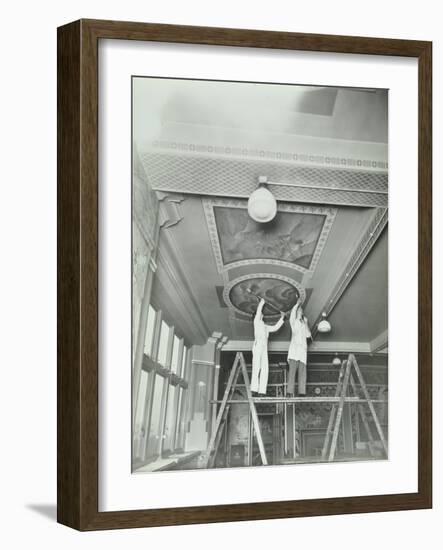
287, 303, 311, 395
251, 299, 284, 395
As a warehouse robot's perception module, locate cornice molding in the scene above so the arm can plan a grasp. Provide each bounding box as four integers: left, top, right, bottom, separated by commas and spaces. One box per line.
148, 139, 388, 172
140, 150, 388, 208
155, 230, 211, 342
222, 339, 371, 353
370, 329, 388, 352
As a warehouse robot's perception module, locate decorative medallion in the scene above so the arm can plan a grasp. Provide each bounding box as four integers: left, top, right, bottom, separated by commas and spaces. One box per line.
223, 274, 306, 319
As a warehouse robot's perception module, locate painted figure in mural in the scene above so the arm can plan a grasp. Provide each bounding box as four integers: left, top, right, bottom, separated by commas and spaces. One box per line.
251, 298, 284, 395
287, 298, 312, 396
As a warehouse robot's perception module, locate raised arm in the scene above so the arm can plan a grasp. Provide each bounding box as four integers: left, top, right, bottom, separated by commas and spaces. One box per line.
267, 313, 285, 333
289, 299, 300, 329
254, 298, 265, 321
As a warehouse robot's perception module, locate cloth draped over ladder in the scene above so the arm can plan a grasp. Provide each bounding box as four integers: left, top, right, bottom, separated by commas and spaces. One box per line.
287, 302, 311, 395
251, 299, 284, 395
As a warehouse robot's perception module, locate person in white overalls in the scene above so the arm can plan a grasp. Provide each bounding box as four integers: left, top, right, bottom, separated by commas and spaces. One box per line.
251, 298, 284, 395
287, 299, 312, 396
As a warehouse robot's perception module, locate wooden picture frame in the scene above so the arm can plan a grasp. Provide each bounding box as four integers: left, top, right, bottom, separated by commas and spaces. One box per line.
57, 19, 432, 530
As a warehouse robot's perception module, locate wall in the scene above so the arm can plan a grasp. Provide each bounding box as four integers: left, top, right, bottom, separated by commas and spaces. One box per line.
1, 1, 441, 549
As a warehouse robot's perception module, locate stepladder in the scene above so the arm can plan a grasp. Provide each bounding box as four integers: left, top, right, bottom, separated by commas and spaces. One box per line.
203, 352, 268, 468
321, 354, 388, 461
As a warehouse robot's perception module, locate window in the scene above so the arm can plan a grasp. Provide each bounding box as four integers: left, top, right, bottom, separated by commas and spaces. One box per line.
137, 313, 192, 461
170, 335, 181, 374
175, 387, 184, 449
133, 370, 149, 460
164, 384, 177, 451
157, 320, 170, 366
146, 374, 165, 458
144, 305, 156, 356
179, 346, 188, 378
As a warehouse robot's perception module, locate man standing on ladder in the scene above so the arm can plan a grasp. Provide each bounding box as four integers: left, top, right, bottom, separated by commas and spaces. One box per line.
287, 298, 312, 396
251, 298, 284, 396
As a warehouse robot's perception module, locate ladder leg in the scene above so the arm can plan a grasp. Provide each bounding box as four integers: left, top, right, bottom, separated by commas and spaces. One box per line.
204, 353, 241, 467
350, 374, 375, 443
328, 359, 352, 461
240, 353, 268, 466
322, 361, 346, 459
350, 355, 388, 456
207, 405, 231, 468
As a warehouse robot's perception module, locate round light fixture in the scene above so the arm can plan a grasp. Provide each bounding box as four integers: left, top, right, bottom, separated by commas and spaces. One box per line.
332, 354, 341, 366
247, 176, 277, 223
317, 312, 332, 333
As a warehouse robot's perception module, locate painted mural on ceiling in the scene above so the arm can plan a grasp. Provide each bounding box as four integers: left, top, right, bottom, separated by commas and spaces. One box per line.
203, 198, 337, 274
214, 206, 325, 269
228, 277, 300, 318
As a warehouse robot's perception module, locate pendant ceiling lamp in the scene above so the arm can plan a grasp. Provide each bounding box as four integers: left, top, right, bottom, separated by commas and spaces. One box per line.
247, 176, 277, 223
317, 312, 332, 333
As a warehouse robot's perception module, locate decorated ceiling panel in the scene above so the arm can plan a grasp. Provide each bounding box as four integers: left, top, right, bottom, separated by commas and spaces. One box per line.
203, 198, 336, 275
226, 275, 302, 320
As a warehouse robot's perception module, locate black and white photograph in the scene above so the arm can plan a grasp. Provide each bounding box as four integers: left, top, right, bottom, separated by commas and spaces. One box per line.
132, 76, 389, 473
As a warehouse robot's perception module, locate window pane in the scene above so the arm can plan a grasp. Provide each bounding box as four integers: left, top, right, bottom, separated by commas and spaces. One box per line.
171, 336, 180, 374
176, 388, 186, 449
180, 347, 188, 378
164, 384, 176, 451
133, 370, 148, 460
146, 375, 165, 457
157, 320, 170, 366
175, 387, 184, 449
144, 305, 156, 356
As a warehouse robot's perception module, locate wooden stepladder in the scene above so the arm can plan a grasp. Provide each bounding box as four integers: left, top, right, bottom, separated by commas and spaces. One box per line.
321, 354, 388, 461
204, 352, 268, 467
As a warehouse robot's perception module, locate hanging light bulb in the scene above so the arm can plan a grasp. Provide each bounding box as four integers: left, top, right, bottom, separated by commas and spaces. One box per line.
317, 312, 332, 333
332, 353, 341, 366
247, 176, 277, 223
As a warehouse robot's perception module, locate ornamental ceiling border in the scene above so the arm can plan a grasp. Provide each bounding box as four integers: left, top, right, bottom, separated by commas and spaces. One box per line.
203, 197, 337, 276
141, 151, 388, 208
149, 139, 389, 172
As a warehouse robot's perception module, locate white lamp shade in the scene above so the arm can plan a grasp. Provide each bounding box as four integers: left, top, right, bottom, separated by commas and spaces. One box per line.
247, 186, 277, 223
317, 318, 332, 333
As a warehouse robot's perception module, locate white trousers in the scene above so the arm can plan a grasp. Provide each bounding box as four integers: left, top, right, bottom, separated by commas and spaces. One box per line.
251, 342, 269, 394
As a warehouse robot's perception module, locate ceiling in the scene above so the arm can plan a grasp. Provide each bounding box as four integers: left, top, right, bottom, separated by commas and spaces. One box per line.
134, 77, 388, 352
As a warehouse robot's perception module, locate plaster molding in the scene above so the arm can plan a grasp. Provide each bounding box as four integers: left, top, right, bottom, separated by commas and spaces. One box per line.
141, 149, 388, 208
370, 329, 388, 352
191, 359, 216, 367
148, 258, 157, 273
222, 339, 371, 353
148, 139, 388, 172
155, 230, 211, 342
158, 192, 185, 229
